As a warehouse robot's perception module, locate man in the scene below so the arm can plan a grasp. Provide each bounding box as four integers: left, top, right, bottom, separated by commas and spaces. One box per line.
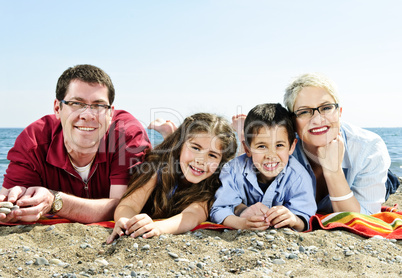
0, 64, 151, 223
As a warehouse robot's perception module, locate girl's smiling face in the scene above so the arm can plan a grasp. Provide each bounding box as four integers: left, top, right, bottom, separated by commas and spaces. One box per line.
293, 86, 342, 152
179, 133, 223, 184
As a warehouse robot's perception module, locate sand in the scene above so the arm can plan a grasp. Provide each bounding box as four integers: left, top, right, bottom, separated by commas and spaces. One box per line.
0, 179, 401, 278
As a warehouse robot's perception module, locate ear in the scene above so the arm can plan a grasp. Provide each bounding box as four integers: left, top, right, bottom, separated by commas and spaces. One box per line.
288, 138, 297, 155
54, 99, 61, 120
242, 141, 252, 157
339, 106, 342, 118
110, 105, 115, 119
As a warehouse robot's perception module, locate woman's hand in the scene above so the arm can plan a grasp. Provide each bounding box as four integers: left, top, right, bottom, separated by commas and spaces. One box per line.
317, 133, 345, 174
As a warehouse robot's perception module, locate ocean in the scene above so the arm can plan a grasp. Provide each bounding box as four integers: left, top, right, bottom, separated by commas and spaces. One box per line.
0, 127, 401, 187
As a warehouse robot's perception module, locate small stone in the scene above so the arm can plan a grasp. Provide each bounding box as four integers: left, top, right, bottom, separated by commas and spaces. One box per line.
46, 225, 55, 232
95, 258, 109, 266
265, 235, 275, 242
168, 252, 178, 258
0, 202, 13, 208
345, 251, 354, 256
49, 259, 63, 265
288, 253, 298, 259
332, 257, 341, 261
133, 243, 139, 250
141, 244, 150, 250
11, 205, 19, 211
272, 259, 286, 265
0, 208, 11, 215
34, 257, 49, 265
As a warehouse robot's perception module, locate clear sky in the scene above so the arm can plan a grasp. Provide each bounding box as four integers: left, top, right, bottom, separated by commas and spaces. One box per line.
1, 1, 401, 128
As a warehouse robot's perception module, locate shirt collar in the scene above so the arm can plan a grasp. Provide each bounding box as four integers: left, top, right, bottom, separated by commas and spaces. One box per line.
46, 121, 108, 172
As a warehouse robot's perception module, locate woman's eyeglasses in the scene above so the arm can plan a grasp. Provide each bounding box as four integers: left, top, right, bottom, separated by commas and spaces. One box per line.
293, 103, 339, 119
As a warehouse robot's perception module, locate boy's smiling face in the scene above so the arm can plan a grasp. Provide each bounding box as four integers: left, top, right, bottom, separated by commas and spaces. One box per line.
244, 126, 296, 184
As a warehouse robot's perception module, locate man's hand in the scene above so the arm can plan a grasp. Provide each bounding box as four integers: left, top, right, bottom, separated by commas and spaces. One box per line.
1, 187, 54, 223
0, 186, 27, 222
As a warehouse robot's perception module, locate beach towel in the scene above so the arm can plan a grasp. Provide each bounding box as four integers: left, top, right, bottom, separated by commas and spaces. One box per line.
306, 205, 402, 239
1, 206, 401, 239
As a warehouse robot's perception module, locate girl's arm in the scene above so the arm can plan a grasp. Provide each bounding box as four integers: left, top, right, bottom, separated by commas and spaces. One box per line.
128, 201, 209, 239
106, 175, 157, 244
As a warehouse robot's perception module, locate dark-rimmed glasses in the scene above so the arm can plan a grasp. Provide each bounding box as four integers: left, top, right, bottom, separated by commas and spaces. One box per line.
293, 103, 339, 119
60, 100, 111, 114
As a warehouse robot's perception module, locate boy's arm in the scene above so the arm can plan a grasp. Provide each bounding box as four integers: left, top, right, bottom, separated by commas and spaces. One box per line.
210, 164, 244, 224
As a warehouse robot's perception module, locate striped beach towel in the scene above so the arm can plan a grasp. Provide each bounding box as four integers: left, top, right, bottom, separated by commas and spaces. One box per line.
306, 206, 402, 239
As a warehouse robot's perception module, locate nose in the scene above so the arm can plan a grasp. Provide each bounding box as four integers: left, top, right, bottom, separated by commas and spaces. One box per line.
195, 156, 205, 165
79, 105, 96, 120
310, 108, 324, 123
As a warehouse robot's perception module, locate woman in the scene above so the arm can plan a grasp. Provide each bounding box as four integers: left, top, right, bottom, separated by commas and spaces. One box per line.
284, 73, 396, 214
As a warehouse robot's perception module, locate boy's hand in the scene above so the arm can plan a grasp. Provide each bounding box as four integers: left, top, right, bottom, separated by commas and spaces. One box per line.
239, 202, 270, 218
264, 206, 304, 232
242, 215, 271, 230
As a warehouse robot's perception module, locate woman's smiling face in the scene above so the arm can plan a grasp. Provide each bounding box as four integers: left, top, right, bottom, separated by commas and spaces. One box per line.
293, 86, 342, 151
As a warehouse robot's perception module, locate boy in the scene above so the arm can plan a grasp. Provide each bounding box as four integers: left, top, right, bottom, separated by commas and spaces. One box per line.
210, 103, 316, 231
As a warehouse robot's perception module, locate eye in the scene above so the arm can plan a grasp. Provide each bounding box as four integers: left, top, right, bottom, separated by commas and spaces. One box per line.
276, 143, 285, 148
256, 145, 267, 149
321, 104, 334, 111
209, 153, 218, 159
191, 145, 200, 151
296, 109, 311, 116
71, 101, 86, 108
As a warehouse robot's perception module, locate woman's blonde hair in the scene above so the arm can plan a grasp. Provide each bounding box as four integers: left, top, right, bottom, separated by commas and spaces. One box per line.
283, 73, 340, 112
121, 113, 237, 219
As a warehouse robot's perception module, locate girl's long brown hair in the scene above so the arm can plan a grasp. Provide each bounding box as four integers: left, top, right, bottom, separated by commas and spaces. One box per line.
121, 113, 237, 219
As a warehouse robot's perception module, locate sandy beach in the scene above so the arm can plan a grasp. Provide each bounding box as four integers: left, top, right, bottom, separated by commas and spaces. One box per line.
0, 178, 401, 278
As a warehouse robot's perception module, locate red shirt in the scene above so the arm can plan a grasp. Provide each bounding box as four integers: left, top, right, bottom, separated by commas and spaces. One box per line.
3, 110, 151, 199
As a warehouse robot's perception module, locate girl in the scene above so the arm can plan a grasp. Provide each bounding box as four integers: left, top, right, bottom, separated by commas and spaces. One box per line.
107, 113, 237, 243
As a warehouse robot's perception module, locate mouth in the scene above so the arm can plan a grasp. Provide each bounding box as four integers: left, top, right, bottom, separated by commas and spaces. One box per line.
308, 126, 329, 135
76, 126, 96, 132
189, 165, 205, 176
263, 162, 280, 171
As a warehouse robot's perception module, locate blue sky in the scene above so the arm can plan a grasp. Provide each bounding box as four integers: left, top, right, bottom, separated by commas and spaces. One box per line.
1, 1, 401, 128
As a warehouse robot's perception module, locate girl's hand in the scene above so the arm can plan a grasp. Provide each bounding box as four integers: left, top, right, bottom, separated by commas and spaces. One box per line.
317, 133, 345, 173
125, 213, 162, 239
106, 217, 130, 244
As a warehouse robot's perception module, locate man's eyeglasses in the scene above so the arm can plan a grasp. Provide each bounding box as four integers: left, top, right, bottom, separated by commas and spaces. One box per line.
60, 100, 111, 113
293, 103, 339, 119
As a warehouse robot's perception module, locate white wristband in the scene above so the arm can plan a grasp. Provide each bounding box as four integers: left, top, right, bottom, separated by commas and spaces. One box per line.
329, 191, 354, 202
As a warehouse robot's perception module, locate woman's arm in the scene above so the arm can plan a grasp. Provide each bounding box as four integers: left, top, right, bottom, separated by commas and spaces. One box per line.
318, 134, 361, 212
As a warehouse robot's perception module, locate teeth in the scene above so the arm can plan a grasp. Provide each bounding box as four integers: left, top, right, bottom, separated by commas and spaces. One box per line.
77, 127, 95, 131
264, 162, 278, 168
190, 165, 204, 173
311, 127, 328, 133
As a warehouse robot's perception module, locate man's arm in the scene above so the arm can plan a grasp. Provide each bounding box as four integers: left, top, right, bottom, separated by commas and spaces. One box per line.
1, 184, 127, 223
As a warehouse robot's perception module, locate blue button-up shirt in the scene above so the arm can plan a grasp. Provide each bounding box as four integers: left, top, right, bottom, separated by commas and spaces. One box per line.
210, 154, 317, 226
292, 122, 390, 215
